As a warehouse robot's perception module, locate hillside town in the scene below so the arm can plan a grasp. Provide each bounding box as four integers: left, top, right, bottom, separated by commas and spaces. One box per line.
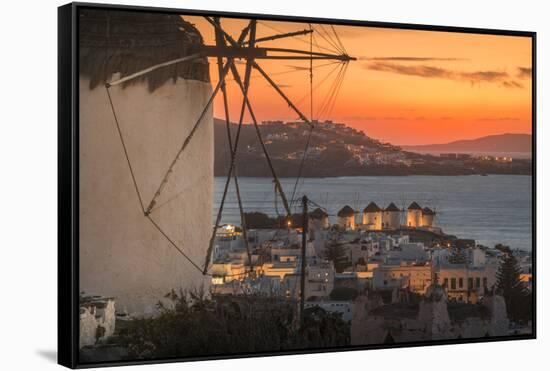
207, 201, 533, 343
78, 201, 533, 355
214, 119, 532, 177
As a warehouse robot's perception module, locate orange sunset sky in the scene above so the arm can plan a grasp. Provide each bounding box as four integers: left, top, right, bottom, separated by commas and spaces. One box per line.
185, 16, 532, 146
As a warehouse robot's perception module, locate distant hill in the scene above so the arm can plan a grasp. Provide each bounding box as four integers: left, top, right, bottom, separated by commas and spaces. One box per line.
213, 120, 531, 177
213, 118, 400, 177
402, 133, 532, 154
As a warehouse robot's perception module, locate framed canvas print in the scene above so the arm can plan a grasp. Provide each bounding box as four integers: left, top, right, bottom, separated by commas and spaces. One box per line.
58, 2, 536, 368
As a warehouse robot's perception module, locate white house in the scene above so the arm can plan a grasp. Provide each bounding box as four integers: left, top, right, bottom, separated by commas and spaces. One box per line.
436, 265, 497, 303
306, 263, 336, 298
372, 264, 432, 294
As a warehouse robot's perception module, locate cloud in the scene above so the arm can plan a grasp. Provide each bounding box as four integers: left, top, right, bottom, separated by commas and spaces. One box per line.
501, 80, 524, 89
365, 62, 523, 88
477, 117, 520, 121
366, 63, 452, 78
517, 67, 532, 79
360, 56, 466, 62
342, 115, 427, 121
459, 70, 509, 82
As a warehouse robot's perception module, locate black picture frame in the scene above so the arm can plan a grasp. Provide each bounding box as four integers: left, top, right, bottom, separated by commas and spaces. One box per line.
58, 2, 537, 368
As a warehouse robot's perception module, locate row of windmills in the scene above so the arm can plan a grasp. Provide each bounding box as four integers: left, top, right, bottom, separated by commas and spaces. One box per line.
332, 202, 436, 231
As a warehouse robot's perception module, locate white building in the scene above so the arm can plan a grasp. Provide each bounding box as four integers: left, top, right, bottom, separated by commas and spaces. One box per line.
387, 243, 428, 264
306, 263, 336, 298
246, 229, 280, 248
372, 264, 432, 294
213, 224, 244, 261
436, 265, 497, 303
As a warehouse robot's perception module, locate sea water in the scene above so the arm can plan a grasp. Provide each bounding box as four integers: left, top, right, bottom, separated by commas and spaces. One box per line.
214, 175, 532, 251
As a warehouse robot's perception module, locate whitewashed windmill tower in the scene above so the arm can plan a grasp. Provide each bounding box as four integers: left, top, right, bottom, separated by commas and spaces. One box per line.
78, 9, 355, 315
362, 202, 382, 230
406, 201, 423, 227
382, 202, 401, 229
78, 9, 214, 314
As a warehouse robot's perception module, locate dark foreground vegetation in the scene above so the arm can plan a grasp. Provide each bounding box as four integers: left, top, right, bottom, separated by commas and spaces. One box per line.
112, 289, 349, 360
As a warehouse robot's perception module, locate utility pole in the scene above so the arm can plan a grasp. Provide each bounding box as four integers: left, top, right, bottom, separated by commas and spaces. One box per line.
300, 195, 308, 327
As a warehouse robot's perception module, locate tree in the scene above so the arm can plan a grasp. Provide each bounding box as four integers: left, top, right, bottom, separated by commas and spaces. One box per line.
330, 287, 358, 301
496, 250, 532, 323
244, 212, 277, 229
115, 288, 349, 360
324, 241, 348, 273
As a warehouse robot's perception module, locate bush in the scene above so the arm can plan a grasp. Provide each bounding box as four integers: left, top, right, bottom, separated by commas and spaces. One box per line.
114, 288, 349, 359
329, 287, 358, 301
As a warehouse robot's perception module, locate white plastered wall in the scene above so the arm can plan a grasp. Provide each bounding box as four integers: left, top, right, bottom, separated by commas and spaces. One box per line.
79, 76, 213, 315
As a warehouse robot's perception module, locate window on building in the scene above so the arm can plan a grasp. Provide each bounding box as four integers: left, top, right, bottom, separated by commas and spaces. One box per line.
451, 278, 456, 290
476, 277, 481, 288
443, 278, 448, 288
468, 277, 474, 289
459, 278, 464, 288
483, 277, 488, 287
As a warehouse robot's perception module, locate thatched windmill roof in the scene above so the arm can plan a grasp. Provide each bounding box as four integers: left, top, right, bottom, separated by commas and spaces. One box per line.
363, 202, 382, 213
309, 207, 329, 219
384, 202, 400, 212
407, 201, 422, 210
337, 205, 355, 217
422, 207, 435, 215
79, 9, 210, 91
